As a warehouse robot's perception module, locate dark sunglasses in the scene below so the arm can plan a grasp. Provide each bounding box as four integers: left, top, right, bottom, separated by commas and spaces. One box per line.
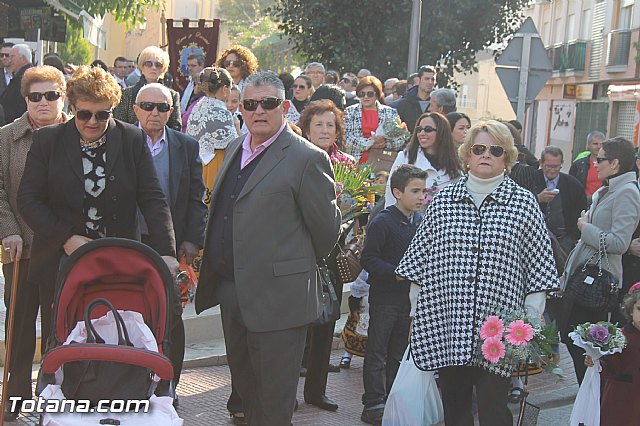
415, 125, 437, 134
137, 102, 172, 112
292, 84, 308, 90
0, 53, 9, 58
223, 60, 242, 68
358, 91, 377, 99
142, 61, 163, 69
74, 109, 112, 122
242, 97, 283, 111
27, 91, 61, 103
595, 157, 612, 164
471, 144, 505, 157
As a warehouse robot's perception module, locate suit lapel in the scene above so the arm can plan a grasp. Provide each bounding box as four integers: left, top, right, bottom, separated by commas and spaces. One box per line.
104, 119, 122, 177
167, 128, 183, 208
210, 135, 243, 204
237, 129, 290, 201
63, 119, 84, 182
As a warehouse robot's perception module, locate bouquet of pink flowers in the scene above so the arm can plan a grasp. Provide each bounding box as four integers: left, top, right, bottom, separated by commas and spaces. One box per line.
476, 309, 561, 376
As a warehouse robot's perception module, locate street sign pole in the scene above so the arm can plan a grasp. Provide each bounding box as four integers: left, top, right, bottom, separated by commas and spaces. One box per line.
516, 33, 532, 124
407, 0, 422, 77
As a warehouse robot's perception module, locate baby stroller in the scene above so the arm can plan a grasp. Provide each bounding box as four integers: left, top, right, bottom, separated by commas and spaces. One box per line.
36, 238, 180, 425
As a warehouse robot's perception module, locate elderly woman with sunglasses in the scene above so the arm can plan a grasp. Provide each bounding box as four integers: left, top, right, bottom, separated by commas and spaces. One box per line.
215, 45, 259, 93
0, 65, 69, 420
344, 76, 405, 163
114, 45, 182, 131
384, 112, 461, 208
186, 67, 238, 204
396, 120, 558, 426
17, 66, 179, 372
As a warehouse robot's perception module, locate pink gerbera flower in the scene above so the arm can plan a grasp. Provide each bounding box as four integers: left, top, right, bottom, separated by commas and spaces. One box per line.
480, 316, 504, 340
482, 337, 505, 363
505, 320, 535, 346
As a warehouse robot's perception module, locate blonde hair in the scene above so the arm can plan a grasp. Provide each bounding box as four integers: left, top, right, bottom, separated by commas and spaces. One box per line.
67, 65, 121, 108
458, 120, 518, 173
138, 46, 170, 75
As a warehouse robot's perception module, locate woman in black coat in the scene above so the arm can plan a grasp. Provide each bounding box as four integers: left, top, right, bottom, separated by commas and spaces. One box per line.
17, 65, 178, 356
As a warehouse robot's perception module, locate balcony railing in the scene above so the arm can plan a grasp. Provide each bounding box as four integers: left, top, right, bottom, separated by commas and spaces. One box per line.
605, 29, 631, 67
547, 40, 587, 72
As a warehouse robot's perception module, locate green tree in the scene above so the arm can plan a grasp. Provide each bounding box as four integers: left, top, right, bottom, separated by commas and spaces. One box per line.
271, 0, 529, 84
56, 21, 92, 66
73, 0, 162, 28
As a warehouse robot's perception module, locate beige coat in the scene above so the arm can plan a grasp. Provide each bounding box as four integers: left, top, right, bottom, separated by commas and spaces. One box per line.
0, 112, 68, 263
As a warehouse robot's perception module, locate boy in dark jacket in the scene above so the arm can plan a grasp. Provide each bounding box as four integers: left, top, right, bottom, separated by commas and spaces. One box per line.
360, 164, 426, 425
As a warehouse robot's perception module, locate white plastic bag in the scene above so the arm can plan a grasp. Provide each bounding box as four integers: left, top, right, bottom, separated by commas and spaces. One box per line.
382, 347, 444, 426
569, 332, 624, 426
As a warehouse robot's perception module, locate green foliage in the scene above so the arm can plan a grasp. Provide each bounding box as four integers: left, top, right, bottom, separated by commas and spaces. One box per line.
270, 0, 530, 84
56, 20, 92, 66
73, 0, 162, 28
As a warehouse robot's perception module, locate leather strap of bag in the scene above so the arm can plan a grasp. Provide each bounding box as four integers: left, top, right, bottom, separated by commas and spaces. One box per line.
84, 298, 133, 347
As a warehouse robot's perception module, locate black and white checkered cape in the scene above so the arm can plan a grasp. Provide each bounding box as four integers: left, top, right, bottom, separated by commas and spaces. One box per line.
396, 175, 559, 377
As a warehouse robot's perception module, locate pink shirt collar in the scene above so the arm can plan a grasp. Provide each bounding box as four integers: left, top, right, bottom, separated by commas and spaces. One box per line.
240, 122, 287, 169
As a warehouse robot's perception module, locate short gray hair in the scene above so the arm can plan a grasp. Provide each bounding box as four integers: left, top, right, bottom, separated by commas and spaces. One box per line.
12, 44, 32, 64
541, 145, 564, 161
135, 82, 172, 103
430, 88, 457, 114
586, 130, 605, 145
305, 62, 325, 73
241, 71, 285, 100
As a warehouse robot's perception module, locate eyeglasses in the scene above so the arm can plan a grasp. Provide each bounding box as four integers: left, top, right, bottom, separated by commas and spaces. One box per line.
27, 91, 62, 103
542, 164, 562, 170
307, 70, 325, 75
292, 84, 308, 90
471, 144, 505, 157
136, 102, 172, 112
358, 91, 376, 98
223, 60, 242, 68
0, 53, 9, 58
74, 108, 112, 122
142, 61, 163, 69
242, 97, 283, 111
595, 157, 612, 164
415, 125, 437, 134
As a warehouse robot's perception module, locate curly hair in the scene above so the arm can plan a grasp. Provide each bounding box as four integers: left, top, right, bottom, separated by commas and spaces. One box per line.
298, 99, 346, 151
216, 45, 259, 80
356, 76, 384, 103
458, 120, 519, 174
67, 65, 122, 108
21, 65, 66, 97
197, 67, 232, 95
620, 287, 640, 323
405, 112, 461, 179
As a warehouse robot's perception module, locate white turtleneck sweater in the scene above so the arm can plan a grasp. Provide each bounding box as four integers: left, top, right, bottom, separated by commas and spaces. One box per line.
466, 172, 505, 208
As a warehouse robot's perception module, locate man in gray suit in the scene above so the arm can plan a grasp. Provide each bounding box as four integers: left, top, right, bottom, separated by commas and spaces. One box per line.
134, 83, 207, 403
195, 71, 341, 426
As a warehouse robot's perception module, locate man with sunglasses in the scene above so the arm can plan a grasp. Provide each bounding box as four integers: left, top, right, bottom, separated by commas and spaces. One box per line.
195, 71, 341, 426
0, 42, 13, 97
0, 44, 33, 125
392, 65, 436, 133
134, 83, 207, 404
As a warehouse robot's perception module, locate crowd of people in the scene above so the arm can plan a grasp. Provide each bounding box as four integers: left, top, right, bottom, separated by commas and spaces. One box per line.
0, 40, 639, 426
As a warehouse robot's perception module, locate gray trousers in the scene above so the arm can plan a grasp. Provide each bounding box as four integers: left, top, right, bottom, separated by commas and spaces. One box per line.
217, 279, 307, 426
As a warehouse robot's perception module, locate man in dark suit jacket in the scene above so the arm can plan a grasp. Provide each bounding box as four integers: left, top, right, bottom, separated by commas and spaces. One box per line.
0, 42, 14, 99
535, 146, 587, 253
195, 72, 341, 426
0, 44, 32, 124
134, 83, 207, 396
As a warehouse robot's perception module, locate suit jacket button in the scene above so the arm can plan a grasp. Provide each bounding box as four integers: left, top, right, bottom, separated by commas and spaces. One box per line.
467, 276, 474, 283
112, 196, 117, 201
112, 214, 117, 220
109, 176, 115, 181
471, 247, 478, 254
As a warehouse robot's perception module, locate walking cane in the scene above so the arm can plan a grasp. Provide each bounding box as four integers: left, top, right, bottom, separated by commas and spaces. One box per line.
0, 259, 21, 425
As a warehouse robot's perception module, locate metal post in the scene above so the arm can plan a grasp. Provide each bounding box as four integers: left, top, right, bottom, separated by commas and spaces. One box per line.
516, 33, 532, 124
407, 0, 422, 78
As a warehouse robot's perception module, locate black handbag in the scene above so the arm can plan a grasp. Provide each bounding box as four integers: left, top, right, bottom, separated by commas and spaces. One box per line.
61, 298, 154, 406
564, 232, 620, 312
312, 262, 341, 326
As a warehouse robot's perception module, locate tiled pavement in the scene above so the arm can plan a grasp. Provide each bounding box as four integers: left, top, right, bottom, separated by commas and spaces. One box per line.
5, 345, 577, 425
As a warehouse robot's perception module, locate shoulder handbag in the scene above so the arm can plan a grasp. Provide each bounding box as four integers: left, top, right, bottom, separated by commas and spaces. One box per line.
61, 298, 154, 406
366, 148, 398, 173
563, 232, 620, 312
312, 262, 341, 326
336, 238, 363, 283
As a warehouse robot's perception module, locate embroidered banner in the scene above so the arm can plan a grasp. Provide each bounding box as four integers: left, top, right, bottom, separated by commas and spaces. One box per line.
166, 18, 221, 93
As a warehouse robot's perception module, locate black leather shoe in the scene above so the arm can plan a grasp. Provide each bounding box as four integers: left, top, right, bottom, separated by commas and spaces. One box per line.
3, 406, 19, 422
299, 367, 307, 377
305, 394, 338, 412
328, 363, 340, 373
